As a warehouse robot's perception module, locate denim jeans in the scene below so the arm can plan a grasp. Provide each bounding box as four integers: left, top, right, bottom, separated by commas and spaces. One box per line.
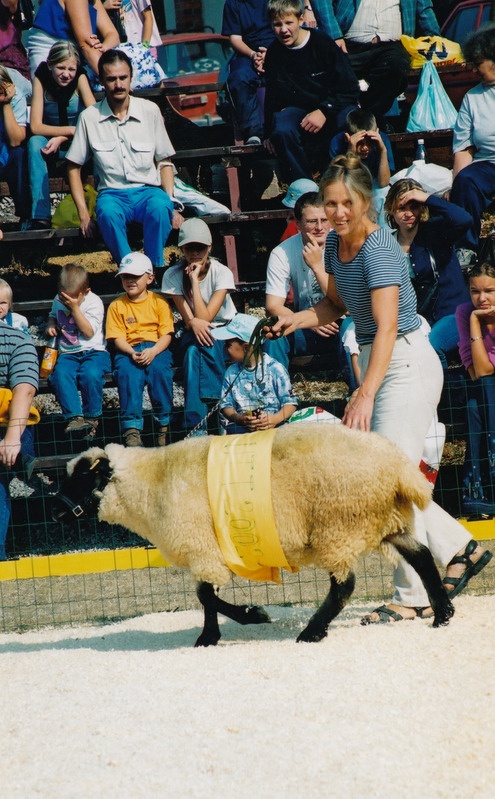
27, 134, 53, 220
263, 328, 343, 371
464, 374, 495, 498
175, 330, 227, 429
428, 314, 460, 369
0, 145, 30, 220
96, 186, 174, 267
49, 349, 111, 419
0, 427, 34, 560
113, 342, 173, 430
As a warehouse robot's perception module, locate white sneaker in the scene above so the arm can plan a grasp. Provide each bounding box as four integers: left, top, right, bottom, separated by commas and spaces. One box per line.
245, 136, 261, 145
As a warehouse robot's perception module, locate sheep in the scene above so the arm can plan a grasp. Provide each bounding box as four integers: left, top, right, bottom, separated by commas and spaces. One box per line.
52, 424, 454, 646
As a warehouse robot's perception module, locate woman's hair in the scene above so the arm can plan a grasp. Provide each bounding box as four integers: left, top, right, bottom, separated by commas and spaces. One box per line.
384, 179, 430, 229
47, 40, 80, 69
267, 0, 305, 21
0, 65, 13, 91
0, 279, 13, 307
59, 263, 89, 294
463, 24, 495, 65
319, 153, 374, 206
468, 261, 495, 281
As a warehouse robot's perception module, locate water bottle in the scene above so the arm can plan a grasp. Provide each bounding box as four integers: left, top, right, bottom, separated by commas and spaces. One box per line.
40, 336, 59, 378
415, 138, 427, 162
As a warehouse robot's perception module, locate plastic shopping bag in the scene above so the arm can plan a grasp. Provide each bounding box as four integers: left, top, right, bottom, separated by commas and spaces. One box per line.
400, 35, 463, 69
406, 60, 458, 132
390, 161, 453, 196
52, 184, 97, 229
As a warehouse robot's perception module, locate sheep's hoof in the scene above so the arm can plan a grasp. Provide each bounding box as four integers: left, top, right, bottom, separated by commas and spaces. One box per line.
432, 600, 455, 628
296, 625, 328, 643
194, 632, 221, 647
243, 606, 271, 625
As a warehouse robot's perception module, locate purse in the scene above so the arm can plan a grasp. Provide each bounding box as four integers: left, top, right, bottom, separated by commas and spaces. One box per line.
411, 250, 439, 322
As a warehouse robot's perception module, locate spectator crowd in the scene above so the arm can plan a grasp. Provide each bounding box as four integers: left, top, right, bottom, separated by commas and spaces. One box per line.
0, 0, 493, 614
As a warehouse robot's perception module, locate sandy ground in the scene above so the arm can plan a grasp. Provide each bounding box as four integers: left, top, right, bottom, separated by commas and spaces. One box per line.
1, 594, 494, 799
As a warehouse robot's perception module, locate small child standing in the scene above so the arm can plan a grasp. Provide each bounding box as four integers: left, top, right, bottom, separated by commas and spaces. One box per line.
46, 263, 110, 439
211, 313, 297, 434
456, 261, 495, 516
0, 279, 29, 333
106, 252, 174, 447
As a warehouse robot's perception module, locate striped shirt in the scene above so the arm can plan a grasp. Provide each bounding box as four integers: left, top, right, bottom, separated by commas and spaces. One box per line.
0, 327, 39, 391
324, 227, 420, 345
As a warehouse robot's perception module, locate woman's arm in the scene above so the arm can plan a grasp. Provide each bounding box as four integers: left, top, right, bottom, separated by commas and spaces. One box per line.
453, 148, 475, 179
342, 285, 399, 432
77, 72, 96, 107
0, 84, 25, 146
141, 7, 154, 45
469, 310, 495, 379
269, 273, 346, 336
66, 0, 119, 75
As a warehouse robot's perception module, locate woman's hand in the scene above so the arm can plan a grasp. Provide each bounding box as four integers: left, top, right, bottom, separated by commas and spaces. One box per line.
0, 80, 15, 105
189, 317, 214, 346
472, 306, 495, 322
41, 136, 70, 156
185, 261, 203, 281
341, 387, 375, 432
263, 313, 295, 339
400, 187, 430, 204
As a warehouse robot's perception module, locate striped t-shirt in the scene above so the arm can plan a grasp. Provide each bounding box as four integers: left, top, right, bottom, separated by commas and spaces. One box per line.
325, 227, 420, 345
0, 327, 39, 391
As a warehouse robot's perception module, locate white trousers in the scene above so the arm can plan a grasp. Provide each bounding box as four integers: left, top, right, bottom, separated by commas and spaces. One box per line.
358, 328, 471, 606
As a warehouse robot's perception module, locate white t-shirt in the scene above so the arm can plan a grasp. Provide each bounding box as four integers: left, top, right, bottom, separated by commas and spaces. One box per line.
49, 291, 106, 353
121, 0, 162, 47
161, 258, 237, 324
265, 233, 325, 311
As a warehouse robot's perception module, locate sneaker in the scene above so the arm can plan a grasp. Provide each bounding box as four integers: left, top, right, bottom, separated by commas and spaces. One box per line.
65, 416, 90, 434
123, 428, 143, 447
157, 425, 168, 447
83, 418, 100, 441
245, 135, 261, 145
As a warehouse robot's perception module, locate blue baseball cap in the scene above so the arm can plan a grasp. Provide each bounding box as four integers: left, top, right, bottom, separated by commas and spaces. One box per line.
211, 314, 258, 343
282, 178, 319, 208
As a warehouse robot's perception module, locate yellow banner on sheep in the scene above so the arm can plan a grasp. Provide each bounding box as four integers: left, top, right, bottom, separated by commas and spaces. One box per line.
207, 430, 297, 583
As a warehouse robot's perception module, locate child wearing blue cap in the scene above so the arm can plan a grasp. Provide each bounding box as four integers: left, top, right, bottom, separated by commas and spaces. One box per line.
212, 313, 298, 433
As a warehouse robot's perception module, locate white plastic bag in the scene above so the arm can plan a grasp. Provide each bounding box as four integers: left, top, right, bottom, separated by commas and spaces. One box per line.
173, 177, 231, 216
406, 60, 458, 132
389, 161, 453, 196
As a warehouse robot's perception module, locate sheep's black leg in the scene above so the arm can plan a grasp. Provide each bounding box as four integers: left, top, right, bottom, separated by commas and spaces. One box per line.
387, 533, 455, 627
195, 582, 222, 647
297, 572, 356, 643
195, 582, 271, 647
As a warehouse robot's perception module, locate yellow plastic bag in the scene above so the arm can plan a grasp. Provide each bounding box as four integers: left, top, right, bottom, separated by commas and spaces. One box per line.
0, 388, 40, 426
401, 35, 464, 69
51, 184, 97, 229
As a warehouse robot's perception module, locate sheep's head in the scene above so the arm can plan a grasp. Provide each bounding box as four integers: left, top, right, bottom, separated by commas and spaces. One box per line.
51, 449, 113, 522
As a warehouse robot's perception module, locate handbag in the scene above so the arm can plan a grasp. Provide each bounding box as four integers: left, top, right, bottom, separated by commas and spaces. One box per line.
406, 60, 458, 132
411, 250, 439, 322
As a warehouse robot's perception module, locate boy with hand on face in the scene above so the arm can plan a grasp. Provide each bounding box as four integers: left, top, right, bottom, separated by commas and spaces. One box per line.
106, 252, 174, 448
262, 0, 359, 181
46, 263, 110, 439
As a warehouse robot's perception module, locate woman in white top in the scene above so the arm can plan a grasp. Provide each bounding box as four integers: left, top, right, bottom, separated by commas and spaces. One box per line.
161, 218, 237, 432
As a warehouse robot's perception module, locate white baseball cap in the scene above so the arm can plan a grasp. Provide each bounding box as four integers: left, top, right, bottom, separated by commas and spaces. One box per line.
117, 252, 153, 277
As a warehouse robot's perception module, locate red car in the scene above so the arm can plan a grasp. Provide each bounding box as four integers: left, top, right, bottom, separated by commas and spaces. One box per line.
156, 32, 233, 127
405, 0, 490, 111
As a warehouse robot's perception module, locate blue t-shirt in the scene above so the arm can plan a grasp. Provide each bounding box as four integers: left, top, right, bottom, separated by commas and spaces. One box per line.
325, 228, 420, 345
222, 0, 274, 50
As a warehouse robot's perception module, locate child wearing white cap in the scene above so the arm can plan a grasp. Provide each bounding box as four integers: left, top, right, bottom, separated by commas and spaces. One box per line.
161, 218, 237, 432
106, 251, 174, 447
212, 313, 297, 434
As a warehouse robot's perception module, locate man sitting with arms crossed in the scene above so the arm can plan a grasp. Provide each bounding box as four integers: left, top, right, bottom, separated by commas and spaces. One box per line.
265, 191, 342, 369
66, 49, 182, 276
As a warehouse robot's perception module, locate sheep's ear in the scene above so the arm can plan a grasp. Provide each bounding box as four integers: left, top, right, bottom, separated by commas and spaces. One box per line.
72, 454, 111, 480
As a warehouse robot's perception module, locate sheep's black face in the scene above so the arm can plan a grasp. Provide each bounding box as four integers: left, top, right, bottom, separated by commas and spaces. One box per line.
51, 455, 112, 522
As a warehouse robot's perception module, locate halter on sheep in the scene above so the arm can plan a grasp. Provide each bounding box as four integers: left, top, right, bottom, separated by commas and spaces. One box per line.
52, 424, 455, 646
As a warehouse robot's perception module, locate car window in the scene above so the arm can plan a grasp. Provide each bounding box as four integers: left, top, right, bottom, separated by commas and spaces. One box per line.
442, 3, 490, 44
157, 42, 230, 79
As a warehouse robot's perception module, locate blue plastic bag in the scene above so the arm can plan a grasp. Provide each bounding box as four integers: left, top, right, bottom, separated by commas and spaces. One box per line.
406, 60, 458, 132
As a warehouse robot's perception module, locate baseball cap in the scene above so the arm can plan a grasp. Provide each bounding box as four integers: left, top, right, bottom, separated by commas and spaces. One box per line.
282, 178, 319, 208
117, 252, 153, 277
178, 218, 212, 247
211, 313, 259, 343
